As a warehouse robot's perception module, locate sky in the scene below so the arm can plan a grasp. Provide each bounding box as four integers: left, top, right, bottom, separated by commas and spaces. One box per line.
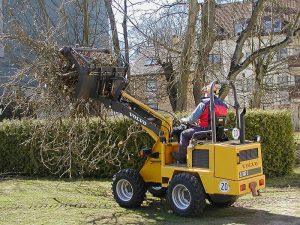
112, 0, 245, 35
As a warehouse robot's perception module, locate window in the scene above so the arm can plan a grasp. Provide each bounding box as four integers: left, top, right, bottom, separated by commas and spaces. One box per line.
265, 77, 274, 87
263, 17, 282, 33
263, 17, 272, 33
144, 58, 158, 66
146, 79, 157, 92
277, 75, 289, 85
234, 23, 243, 35
274, 18, 282, 32
234, 19, 248, 35
209, 54, 221, 64
277, 48, 288, 60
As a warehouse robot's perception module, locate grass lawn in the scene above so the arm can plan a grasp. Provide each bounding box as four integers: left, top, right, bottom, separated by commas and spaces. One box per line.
0, 173, 300, 225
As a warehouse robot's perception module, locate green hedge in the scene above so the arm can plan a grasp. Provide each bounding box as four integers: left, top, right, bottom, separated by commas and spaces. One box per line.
0, 110, 296, 178
0, 119, 152, 178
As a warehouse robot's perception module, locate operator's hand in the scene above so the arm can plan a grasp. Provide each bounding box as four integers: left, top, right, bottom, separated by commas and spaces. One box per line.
180, 117, 188, 124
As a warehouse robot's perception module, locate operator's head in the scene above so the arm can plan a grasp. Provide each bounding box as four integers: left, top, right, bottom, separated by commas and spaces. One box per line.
202, 84, 219, 97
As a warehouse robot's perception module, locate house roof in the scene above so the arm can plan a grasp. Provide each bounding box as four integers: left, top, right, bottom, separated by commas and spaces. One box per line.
216, 0, 300, 36
130, 47, 164, 76
216, 2, 253, 36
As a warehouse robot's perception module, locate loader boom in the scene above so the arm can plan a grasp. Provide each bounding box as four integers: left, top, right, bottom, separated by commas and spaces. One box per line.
59, 46, 172, 142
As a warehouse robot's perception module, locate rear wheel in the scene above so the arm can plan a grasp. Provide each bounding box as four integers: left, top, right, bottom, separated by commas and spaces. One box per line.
112, 169, 146, 208
167, 173, 206, 216
148, 185, 167, 198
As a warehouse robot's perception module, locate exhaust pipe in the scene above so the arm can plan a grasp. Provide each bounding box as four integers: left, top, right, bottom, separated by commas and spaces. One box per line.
240, 108, 246, 144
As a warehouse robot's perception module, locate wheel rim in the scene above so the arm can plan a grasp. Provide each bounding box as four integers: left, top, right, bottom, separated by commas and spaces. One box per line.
172, 184, 191, 210
116, 179, 133, 202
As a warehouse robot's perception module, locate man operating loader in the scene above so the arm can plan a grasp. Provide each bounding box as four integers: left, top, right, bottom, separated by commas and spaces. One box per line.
172, 84, 228, 163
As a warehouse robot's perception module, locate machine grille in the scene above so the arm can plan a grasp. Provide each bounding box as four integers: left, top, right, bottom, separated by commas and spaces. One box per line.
239, 148, 258, 162
192, 150, 209, 168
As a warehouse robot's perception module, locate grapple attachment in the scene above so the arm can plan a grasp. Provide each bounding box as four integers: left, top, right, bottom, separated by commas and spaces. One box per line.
59, 47, 128, 100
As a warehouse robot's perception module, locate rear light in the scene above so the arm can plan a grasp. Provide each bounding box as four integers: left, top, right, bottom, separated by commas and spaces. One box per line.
259, 179, 264, 186
240, 184, 246, 191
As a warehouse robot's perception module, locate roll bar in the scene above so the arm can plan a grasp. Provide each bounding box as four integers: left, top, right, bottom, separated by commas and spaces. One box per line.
210, 80, 241, 142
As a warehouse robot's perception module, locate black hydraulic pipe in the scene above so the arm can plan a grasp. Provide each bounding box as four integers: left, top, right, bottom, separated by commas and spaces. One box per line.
240, 108, 246, 144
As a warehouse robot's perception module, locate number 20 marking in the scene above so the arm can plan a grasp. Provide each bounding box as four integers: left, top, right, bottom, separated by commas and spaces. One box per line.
219, 181, 230, 192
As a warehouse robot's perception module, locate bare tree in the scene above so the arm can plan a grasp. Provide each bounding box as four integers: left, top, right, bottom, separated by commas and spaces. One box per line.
219, 0, 300, 101
122, 0, 130, 77
193, 0, 216, 105
0, 0, 137, 178
104, 0, 121, 56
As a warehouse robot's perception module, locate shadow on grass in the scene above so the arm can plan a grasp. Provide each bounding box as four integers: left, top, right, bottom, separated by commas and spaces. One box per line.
86, 198, 300, 225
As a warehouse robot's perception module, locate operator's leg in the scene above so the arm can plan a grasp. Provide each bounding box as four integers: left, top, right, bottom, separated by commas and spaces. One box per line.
178, 128, 197, 159
172, 126, 207, 163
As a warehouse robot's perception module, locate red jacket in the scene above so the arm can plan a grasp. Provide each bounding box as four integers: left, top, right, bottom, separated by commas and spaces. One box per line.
198, 97, 228, 128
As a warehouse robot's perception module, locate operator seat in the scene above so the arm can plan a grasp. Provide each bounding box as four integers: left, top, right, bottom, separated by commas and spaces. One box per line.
215, 116, 228, 142
192, 116, 228, 142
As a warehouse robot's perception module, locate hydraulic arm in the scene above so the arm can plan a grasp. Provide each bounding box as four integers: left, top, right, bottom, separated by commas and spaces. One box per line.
59, 47, 173, 142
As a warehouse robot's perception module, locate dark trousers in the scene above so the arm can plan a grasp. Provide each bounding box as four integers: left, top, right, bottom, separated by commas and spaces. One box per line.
178, 126, 207, 158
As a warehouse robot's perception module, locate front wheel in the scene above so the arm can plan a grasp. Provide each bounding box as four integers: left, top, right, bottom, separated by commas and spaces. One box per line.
167, 173, 206, 216
112, 169, 146, 208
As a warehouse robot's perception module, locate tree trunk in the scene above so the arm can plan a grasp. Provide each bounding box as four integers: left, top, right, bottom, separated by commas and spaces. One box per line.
122, 0, 130, 77
193, 0, 216, 106
176, 0, 199, 112
219, 0, 266, 100
83, 0, 89, 46
104, 0, 120, 57
252, 60, 266, 109
162, 61, 177, 111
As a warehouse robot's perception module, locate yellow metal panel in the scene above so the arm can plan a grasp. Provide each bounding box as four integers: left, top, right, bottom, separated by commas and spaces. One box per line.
139, 141, 165, 183
214, 142, 263, 180
204, 174, 266, 195
139, 158, 161, 183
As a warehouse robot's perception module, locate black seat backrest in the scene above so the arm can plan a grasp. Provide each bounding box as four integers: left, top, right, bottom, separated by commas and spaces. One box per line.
216, 116, 227, 141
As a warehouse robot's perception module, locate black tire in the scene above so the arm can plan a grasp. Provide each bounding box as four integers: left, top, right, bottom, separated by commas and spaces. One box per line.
148, 185, 167, 198
167, 173, 206, 216
208, 195, 238, 208
112, 169, 146, 208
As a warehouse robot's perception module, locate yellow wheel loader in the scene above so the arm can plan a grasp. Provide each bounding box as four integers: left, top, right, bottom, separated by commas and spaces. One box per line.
60, 47, 265, 216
